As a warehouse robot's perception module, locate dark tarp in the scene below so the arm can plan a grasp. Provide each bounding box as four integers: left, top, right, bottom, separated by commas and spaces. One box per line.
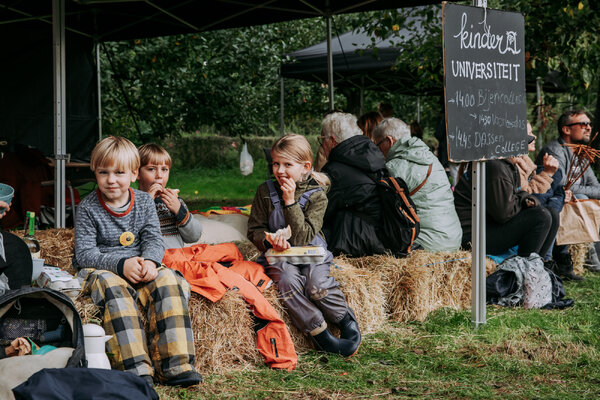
0, 0, 439, 159
281, 5, 568, 95
281, 5, 442, 95
0, 22, 97, 162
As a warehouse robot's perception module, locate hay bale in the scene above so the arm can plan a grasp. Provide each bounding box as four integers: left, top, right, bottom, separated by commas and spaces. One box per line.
341, 250, 495, 322
569, 243, 587, 275
73, 295, 101, 325
262, 286, 313, 353
330, 257, 387, 335
188, 291, 262, 372
12, 228, 75, 273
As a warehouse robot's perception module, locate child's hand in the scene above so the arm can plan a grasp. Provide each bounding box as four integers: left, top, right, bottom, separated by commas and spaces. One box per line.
6, 337, 31, 357
146, 183, 164, 199
123, 257, 145, 283
265, 231, 291, 252
139, 259, 158, 282
160, 188, 181, 215
280, 177, 296, 206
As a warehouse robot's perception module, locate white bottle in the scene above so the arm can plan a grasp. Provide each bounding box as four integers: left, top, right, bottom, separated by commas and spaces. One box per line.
82, 324, 112, 369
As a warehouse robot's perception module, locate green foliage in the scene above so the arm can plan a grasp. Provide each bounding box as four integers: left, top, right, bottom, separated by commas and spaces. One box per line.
100, 17, 356, 141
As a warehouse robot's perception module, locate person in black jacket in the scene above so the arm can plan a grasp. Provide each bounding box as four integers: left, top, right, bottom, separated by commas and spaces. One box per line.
454, 159, 557, 259
319, 112, 388, 256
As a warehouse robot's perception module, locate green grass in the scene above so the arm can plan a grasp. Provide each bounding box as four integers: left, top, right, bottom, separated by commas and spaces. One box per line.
158, 159, 269, 210
74, 165, 600, 398
156, 273, 600, 399
74, 160, 269, 211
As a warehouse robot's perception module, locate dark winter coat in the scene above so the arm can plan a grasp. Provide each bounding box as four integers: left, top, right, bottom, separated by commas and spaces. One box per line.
454, 159, 540, 247
321, 135, 388, 256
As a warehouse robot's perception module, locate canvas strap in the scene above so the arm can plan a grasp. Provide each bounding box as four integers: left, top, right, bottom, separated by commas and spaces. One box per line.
409, 164, 433, 196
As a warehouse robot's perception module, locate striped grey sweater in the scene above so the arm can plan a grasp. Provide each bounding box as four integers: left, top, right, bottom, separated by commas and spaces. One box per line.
73, 188, 165, 275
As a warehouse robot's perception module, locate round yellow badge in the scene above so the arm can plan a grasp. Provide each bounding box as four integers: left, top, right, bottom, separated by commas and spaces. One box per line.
119, 231, 135, 246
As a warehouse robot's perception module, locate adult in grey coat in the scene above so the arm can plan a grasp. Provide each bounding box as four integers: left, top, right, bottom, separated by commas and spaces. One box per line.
536, 109, 598, 199
372, 118, 462, 252
536, 109, 598, 277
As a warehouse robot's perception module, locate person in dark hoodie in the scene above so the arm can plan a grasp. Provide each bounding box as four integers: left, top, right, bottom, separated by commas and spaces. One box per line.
320, 111, 388, 257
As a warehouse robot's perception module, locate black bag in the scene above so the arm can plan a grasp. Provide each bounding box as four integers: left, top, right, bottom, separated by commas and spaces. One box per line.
374, 176, 420, 257
13, 368, 159, 400
0, 287, 86, 367
1, 230, 33, 290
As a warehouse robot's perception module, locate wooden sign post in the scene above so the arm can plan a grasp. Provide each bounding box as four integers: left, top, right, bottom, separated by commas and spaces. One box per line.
443, 1, 527, 327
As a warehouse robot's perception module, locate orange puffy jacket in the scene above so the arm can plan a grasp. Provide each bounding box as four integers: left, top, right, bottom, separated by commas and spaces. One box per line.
163, 243, 297, 371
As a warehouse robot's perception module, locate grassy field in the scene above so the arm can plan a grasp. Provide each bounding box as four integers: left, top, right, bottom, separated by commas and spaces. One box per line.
76, 166, 600, 398
165, 159, 268, 210
155, 273, 600, 399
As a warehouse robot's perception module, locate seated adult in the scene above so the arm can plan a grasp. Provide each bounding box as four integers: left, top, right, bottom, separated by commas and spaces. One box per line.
357, 111, 383, 140
371, 118, 462, 252
453, 159, 558, 261
536, 109, 599, 277
0, 200, 33, 290
536, 109, 597, 199
320, 112, 388, 256
513, 122, 583, 280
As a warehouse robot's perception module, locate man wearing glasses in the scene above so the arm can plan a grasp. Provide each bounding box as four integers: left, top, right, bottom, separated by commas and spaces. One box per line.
536, 109, 598, 279
536, 109, 596, 200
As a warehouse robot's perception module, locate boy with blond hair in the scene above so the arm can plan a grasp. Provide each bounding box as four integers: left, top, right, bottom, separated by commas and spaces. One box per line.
137, 143, 202, 249
73, 136, 201, 387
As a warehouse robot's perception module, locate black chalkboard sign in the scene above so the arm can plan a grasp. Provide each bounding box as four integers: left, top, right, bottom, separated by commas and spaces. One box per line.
443, 3, 528, 162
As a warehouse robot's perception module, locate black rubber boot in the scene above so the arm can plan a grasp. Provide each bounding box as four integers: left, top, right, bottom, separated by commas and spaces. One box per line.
312, 328, 358, 357
338, 312, 361, 344
555, 253, 584, 281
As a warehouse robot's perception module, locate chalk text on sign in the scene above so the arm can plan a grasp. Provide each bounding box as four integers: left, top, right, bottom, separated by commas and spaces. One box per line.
453, 12, 521, 55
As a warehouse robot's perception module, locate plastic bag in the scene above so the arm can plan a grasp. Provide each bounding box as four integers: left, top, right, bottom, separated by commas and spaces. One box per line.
240, 143, 254, 176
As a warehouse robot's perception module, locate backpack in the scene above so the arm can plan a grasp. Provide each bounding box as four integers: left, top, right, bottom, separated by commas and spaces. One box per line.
373, 175, 420, 257
0, 287, 86, 367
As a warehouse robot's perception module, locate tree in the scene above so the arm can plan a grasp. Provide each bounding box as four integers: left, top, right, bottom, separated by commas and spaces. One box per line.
100, 17, 355, 141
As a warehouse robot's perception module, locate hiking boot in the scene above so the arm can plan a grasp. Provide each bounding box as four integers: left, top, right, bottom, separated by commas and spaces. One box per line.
554, 253, 585, 281
165, 371, 203, 387
338, 311, 361, 344
584, 243, 600, 272
311, 327, 359, 357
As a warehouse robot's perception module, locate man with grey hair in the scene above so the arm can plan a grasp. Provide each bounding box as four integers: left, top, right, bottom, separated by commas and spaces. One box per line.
320, 111, 388, 256
372, 117, 462, 252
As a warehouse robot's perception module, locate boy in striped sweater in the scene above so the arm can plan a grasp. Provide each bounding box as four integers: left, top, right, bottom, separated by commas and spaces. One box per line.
137, 144, 202, 249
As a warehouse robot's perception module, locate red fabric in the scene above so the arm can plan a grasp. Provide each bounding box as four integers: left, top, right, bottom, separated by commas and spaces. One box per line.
163, 243, 297, 370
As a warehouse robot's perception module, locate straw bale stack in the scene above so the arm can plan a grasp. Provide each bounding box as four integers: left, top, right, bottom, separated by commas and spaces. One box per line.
188, 291, 262, 372
340, 250, 496, 322
569, 243, 587, 275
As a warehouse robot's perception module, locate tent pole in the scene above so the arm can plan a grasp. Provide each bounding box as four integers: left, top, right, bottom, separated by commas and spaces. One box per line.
280, 77, 285, 136
471, 0, 487, 329
326, 11, 334, 110
52, 0, 66, 229
96, 42, 103, 141
417, 96, 421, 123
536, 76, 543, 151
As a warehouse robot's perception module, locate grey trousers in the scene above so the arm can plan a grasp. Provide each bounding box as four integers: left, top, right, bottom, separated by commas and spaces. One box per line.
262, 252, 349, 334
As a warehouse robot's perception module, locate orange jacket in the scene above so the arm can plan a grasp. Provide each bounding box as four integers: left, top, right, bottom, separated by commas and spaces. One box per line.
163, 243, 297, 371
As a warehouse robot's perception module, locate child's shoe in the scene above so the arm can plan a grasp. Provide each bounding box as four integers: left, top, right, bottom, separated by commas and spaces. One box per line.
165, 370, 203, 387
311, 327, 359, 357
338, 311, 361, 344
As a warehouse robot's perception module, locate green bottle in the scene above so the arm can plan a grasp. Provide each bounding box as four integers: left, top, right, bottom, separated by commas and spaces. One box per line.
23, 211, 41, 258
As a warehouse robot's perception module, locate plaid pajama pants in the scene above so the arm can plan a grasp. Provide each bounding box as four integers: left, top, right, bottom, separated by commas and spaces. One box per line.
79, 266, 196, 381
